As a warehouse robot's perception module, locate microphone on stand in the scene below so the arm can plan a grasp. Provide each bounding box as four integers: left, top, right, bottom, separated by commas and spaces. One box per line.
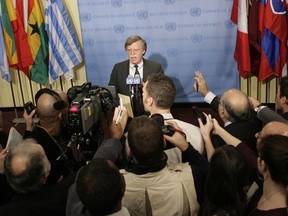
134, 73, 141, 96
126, 74, 134, 95
132, 74, 144, 116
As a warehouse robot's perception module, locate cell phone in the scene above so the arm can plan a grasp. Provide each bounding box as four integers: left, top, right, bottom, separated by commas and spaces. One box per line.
24, 101, 36, 115
192, 105, 206, 124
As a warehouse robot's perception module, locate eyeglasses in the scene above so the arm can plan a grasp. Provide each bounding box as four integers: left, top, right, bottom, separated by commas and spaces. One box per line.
126, 48, 142, 53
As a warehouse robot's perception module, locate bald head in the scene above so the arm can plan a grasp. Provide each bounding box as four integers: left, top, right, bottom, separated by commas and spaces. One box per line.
262, 121, 288, 136
221, 89, 250, 122
37, 93, 61, 119
256, 121, 288, 146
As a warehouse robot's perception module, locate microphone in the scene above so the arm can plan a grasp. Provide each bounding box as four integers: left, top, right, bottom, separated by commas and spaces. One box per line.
126, 74, 134, 94
134, 73, 141, 96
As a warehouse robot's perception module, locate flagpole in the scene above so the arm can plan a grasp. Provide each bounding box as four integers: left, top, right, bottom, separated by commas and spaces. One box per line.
257, 79, 261, 102
11, 68, 26, 125
59, 76, 63, 91
247, 77, 251, 97
29, 79, 35, 104
10, 77, 22, 125
265, 80, 270, 104
17, 68, 25, 106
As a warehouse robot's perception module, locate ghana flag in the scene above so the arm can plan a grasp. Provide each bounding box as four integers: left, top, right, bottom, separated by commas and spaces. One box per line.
27, 0, 49, 84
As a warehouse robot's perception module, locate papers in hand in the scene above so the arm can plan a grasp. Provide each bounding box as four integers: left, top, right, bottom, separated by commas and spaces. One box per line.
118, 93, 134, 118
6, 127, 23, 149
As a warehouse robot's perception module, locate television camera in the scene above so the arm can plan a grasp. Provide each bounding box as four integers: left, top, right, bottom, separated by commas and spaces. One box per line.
67, 82, 116, 163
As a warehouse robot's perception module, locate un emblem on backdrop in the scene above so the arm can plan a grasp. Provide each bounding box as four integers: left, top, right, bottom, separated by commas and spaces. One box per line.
137, 10, 148, 20
164, 0, 175, 5
116, 50, 127, 59
80, 13, 91, 22
224, 20, 234, 29
190, 7, 201, 17
111, 0, 122, 8
192, 59, 203, 70
165, 22, 177, 32
191, 34, 202, 43
167, 48, 178, 57
83, 38, 94, 47
113, 24, 125, 33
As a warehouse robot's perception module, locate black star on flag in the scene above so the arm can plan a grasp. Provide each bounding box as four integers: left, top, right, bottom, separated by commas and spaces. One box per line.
29, 22, 39, 35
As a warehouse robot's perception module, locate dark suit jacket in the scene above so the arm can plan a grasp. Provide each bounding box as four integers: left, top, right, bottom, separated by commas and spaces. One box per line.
108, 59, 164, 96
210, 97, 263, 153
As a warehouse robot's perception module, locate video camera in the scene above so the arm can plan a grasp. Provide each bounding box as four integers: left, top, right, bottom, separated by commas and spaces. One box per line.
67, 82, 116, 161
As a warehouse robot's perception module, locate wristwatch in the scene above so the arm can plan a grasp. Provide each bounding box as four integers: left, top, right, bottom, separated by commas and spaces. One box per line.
254, 104, 266, 113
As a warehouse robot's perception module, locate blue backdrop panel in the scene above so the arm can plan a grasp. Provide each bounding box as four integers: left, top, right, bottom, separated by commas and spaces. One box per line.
78, 0, 238, 102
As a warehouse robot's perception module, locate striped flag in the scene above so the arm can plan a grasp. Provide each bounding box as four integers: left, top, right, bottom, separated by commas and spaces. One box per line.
0, 7, 11, 82
231, 0, 251, 77
45, 0, 82, 84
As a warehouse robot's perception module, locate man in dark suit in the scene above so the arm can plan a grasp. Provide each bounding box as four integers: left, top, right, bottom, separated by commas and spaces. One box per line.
194, 71, 263, 153
109, 35, 164, 96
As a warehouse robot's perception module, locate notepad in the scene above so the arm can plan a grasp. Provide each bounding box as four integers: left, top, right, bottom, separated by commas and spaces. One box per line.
6, 127, 23, 149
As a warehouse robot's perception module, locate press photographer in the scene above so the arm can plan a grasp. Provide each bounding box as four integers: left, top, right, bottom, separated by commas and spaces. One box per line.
23, 88, 75, 184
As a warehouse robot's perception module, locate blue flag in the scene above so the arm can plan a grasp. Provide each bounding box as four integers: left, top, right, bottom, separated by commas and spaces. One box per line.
45, 0, 82, 83
0, 7, 11, 82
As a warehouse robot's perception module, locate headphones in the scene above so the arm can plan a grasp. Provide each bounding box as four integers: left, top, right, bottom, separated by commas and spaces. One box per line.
35, 88, 65, 110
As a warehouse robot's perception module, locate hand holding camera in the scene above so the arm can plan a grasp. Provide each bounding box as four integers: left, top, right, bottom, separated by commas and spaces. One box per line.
23, 101, 36, 131
150, 114, 188, 151
164, 121, 189, 152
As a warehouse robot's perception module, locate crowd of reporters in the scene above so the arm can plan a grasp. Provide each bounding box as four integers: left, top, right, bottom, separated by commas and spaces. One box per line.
0, 35, 288, 216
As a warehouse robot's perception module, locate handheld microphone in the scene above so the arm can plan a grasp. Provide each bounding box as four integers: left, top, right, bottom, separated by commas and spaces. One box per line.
126, 74, 134, 94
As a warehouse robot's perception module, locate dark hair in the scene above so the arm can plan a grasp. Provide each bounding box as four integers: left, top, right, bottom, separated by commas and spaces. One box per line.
128, 116, 164, 164
200, 145, 248, 216
76, 159, 125, 215
280, 76, 288, 100
4, 140, 51, 193
146, 73, 176, 109
221, 94, 250, 122
124, 35, 147, 54
258, 135, 288, 186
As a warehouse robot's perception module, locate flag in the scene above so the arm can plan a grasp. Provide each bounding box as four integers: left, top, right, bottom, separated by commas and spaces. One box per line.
0, 7, 11, 82
27, 0, 49, 84
45, 0, 82, 84
231, 0, 251, 77
0, 0, 18, 66
258, 0, 287, 81
8, 0, 34, 76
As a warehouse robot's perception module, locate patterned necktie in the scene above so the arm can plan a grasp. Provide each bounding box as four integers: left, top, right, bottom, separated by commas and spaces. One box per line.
134, 64, 140, 77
